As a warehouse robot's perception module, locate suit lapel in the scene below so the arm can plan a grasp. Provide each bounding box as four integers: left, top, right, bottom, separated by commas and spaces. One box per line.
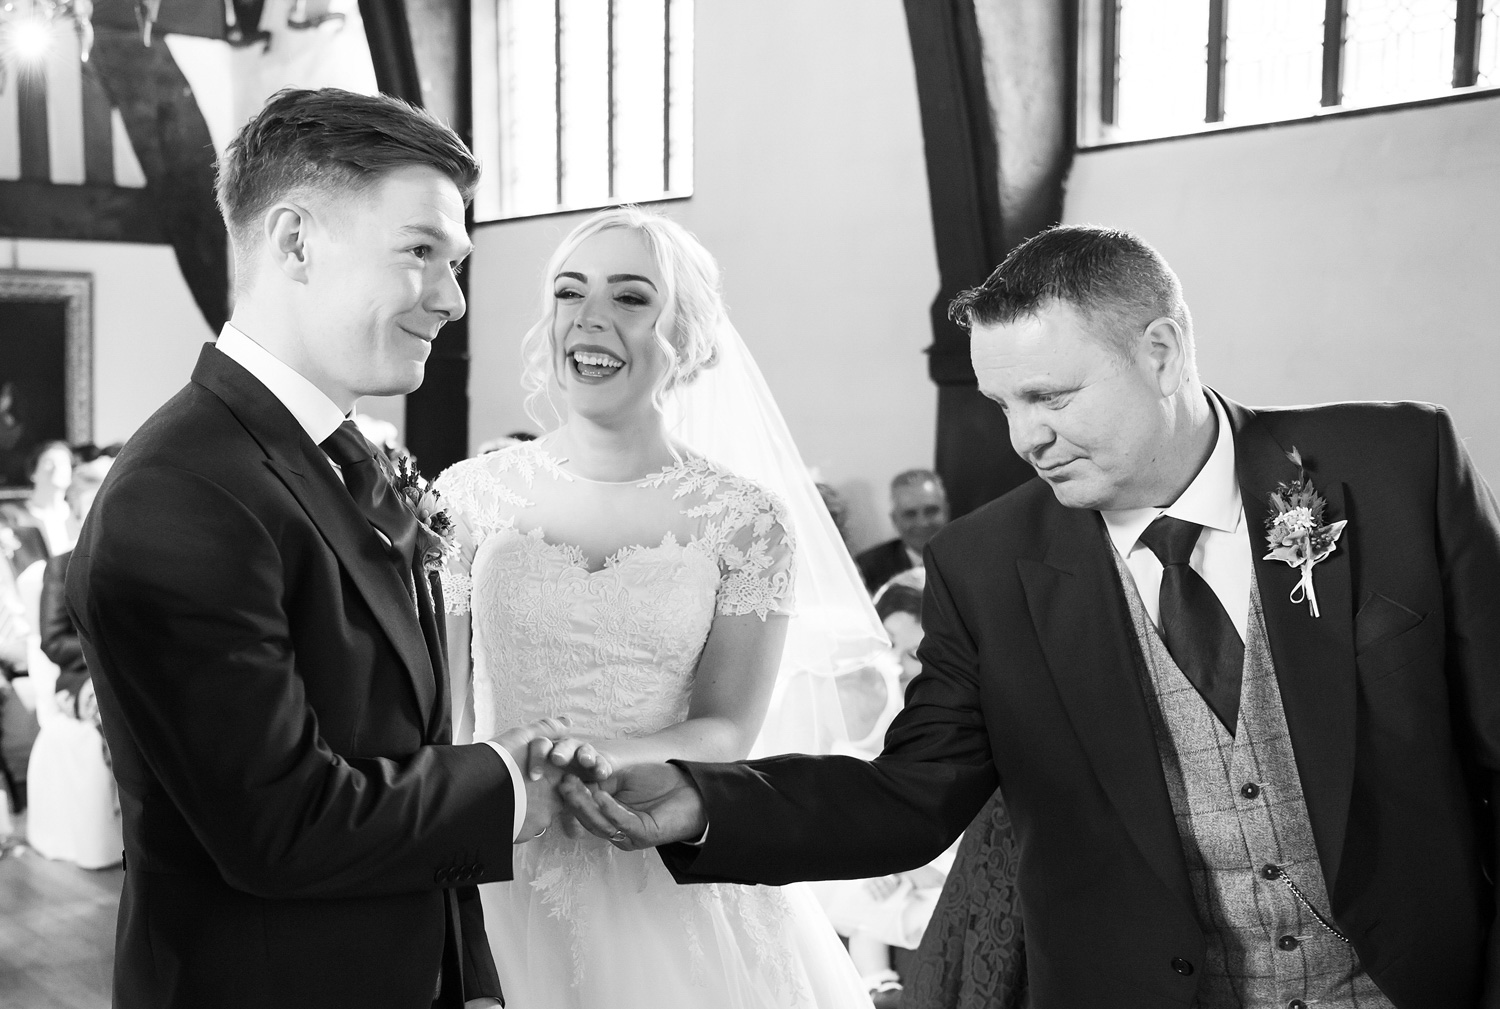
1019, 505, 1197, 916
191, 346, 437, 727
1228, 398, 1357, 889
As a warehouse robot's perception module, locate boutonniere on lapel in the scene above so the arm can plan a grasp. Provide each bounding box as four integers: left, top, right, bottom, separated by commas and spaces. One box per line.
389, 450, 457, 574
1264, 448, 1346, 618
0, 527, 18, 562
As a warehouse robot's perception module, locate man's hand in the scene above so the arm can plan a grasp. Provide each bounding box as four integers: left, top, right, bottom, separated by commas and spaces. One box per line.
491, 717, 572, 843
557, 762, 707, 851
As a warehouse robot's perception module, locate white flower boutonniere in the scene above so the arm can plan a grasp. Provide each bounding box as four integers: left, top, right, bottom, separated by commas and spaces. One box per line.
0, 527, 18, 562
1263, 448, 1346, 618
389, 450, 457, 574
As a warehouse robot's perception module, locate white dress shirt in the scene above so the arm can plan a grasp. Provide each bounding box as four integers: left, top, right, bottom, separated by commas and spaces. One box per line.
1100, 393, 1252, 642
215, 324, 527, 840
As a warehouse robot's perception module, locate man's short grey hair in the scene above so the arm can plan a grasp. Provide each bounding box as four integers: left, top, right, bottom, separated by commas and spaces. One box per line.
948, 225, 1194, 366
891, 469, 945, 495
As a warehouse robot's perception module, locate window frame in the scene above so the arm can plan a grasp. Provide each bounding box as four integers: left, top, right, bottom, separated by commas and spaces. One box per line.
1078, 0, 1500, 148
471, 0, 693, 223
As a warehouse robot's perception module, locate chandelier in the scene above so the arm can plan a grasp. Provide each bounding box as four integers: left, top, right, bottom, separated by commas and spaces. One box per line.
0, 0, 173, 91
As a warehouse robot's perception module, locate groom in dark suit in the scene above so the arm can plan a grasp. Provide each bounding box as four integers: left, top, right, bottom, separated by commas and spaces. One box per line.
564, 226, 1500, 1008
68, 90, 562, 1009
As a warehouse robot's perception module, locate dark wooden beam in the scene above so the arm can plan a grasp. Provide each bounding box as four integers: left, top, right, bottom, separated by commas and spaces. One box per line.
1206, 0, 1228, 123
902, 0, 1073, 516
87, 26, 228, 332
17, 68, 50, 183
1100, 0, 1120, 126
0, 181, 165, 243
1321, 0, 1347, 107
1454, 0, 1484, 89
402, 0, 473, 475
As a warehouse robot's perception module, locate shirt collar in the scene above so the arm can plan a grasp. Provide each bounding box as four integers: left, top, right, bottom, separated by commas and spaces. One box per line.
1100, 391, 1242, 559
215, 323, 347, 446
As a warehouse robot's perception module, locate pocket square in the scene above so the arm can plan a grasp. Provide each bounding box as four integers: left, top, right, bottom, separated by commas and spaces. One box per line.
1355, 591, 1423, 652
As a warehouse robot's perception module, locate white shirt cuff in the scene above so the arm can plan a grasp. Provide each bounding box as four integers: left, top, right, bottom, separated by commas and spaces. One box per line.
483, 740, 527, 842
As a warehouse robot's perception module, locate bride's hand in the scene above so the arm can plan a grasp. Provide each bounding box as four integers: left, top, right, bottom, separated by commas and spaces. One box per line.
544, 736, 615, 782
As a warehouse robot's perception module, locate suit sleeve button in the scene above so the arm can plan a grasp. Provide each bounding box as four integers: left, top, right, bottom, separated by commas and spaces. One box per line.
1278, 934, 1299, 951
1290, 1001, 1307, 1009
1170, 957, 1194, 975
1240, 782, 1260, 799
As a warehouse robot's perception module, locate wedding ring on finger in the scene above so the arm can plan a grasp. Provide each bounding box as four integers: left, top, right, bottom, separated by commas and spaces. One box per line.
609, 829, 627, 844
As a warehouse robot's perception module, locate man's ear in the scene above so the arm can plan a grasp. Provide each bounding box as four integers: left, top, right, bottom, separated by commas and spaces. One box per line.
265, 203, 312, 283
1142, 317, 1188, 396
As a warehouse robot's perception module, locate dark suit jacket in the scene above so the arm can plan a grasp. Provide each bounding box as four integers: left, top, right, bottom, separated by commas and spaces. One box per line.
855, 538, 914, 594
666, 397, 1500, 1009
40, 551, 90, 702
68, 346, 516, 1009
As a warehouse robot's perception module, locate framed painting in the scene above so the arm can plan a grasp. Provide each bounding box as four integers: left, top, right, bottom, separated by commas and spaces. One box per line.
0, 271, 93, 496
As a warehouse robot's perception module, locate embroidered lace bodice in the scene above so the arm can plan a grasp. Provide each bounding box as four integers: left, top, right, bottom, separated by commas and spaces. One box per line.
435, 440, 795, 740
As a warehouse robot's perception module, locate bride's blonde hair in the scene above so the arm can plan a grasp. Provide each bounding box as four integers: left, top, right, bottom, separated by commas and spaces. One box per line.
519, 206, 724, 429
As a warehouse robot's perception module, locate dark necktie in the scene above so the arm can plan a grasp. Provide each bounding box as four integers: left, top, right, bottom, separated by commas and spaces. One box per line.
1138, 515, 1244, 733
320, 421, 419, 573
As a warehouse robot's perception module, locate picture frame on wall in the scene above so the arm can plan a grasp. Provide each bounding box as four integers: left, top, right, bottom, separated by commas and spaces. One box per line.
0, 271, 93, 497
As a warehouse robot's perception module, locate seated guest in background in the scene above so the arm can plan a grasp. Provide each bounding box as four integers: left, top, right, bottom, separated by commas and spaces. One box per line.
0, 440, 75, 573
0, 439, 71, 812
28, 451, 121, 869
854, 469, 950, 592
42, 453, 116, 715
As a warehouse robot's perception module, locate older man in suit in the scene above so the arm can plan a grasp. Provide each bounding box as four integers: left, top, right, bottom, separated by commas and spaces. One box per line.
561, 226, 1500, 1008
68, 89, 569, 1009
854, 470, 950, 593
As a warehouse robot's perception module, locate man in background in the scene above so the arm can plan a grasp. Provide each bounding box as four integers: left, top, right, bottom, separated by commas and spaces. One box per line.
855, 469, 950, 592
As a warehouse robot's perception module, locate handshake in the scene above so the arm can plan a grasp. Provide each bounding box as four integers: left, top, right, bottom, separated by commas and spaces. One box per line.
492, 717, 707, 851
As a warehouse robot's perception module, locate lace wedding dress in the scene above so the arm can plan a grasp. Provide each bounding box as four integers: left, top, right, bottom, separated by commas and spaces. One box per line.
436, 440, 873, 1009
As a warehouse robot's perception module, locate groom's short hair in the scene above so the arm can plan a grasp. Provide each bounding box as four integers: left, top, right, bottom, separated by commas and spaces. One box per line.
948, 225, 1192, 363
216, 88, 480, 286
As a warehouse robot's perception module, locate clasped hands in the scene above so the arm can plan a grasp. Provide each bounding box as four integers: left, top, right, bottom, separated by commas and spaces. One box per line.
494, 717, 707, 850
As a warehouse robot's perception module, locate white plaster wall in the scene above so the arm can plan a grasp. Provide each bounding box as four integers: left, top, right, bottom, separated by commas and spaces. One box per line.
1064, 95, 1500, 483
466, 0, 940, 550
6, 239, 213, 446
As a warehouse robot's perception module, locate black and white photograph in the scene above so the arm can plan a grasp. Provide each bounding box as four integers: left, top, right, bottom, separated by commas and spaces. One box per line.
1, 1, 1498, 1007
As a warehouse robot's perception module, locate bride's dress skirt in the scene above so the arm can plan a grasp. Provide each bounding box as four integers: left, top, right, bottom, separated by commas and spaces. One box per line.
485, 831, 870, 1009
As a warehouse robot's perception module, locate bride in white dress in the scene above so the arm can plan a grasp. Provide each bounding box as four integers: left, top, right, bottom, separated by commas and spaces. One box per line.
436, 208, 878, 1009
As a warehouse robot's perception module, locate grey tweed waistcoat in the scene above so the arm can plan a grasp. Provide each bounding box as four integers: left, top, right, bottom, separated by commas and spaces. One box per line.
1111, 547, 1393, 1009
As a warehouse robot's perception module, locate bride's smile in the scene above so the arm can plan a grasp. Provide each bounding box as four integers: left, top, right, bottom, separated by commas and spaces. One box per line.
551, 228, 671, 421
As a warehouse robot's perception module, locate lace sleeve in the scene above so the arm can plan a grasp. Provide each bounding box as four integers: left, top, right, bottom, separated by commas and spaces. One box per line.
714, 478, 796, 620
432, 460, 481, 615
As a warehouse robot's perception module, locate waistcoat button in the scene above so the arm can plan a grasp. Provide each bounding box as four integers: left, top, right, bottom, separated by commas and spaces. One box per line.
1290, 1001, 1307, 1009
1240, 782, 1261, 799
1261, 863, 1280, 879
1278, 934, 1299, 950
1170, 957, 1194, 975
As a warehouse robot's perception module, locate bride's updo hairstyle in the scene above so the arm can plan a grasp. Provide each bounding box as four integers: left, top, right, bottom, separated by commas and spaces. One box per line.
520, 206, 723, 427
